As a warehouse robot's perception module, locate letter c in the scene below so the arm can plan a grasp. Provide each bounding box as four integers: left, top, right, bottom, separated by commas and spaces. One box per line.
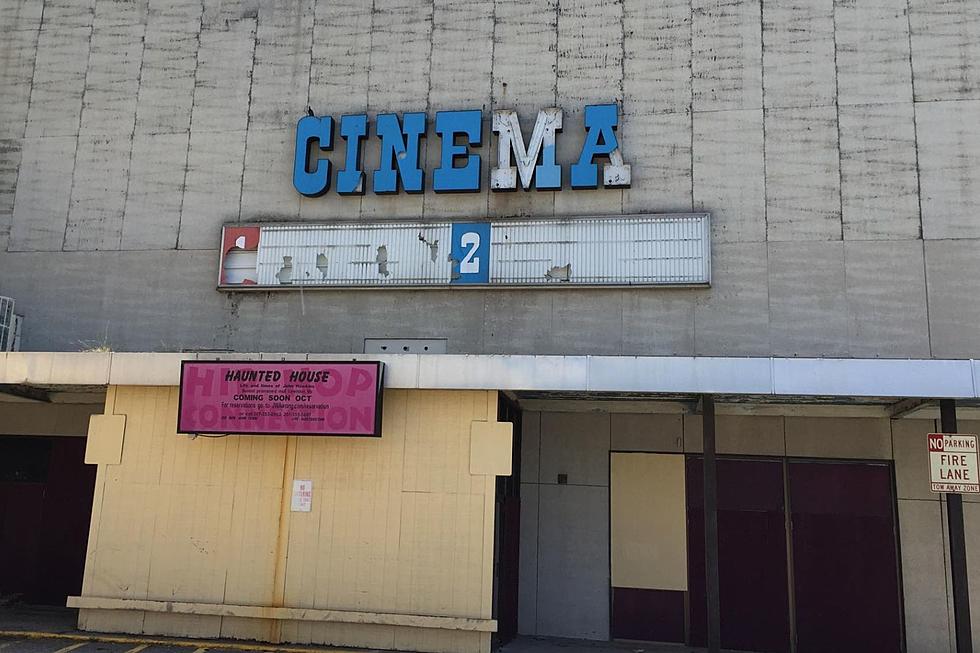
293, 115, 333, 197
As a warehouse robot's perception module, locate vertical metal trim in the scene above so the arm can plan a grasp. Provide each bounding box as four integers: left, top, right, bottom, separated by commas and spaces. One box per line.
941, 399, 973, 653
702, 394, 721, 652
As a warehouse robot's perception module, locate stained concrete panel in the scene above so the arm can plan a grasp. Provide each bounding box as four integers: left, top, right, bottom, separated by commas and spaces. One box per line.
539, 412, 610, 487
839, 102, 920, 240
0, 252, 106, 349
692, 0, 763, 112
134, 0, 203, 135
622, 111, 694, 215
190, 21, 257, 135
784, 417, 892, 459
482, 292, 554, 356
693, 242, 770, 356
366, 0, 433, 114
42, 0, 96, 29
621, 290, 696, 356
556, 0, 623, 109
611, 413, 683, 453
536, 484, 609, 640
491, 0, 558, 115
229, 292, 355, 355
178, 130, 248, 250
308, 0, 371, 115
684, 414, 785, 456
120, 132, 189, 250
428, 0, 494, 109
0, 26, 39, 140
768, 241, 848, 357
240, 127, 301, 220
893, 419, 939, 501
917, 100, 980, 239
201, 0, 262, 28
299, 190, 364, 222
0, 139, 22, 251
764, 105, 841, 241
314, 289, 487, 355
521, 412, 541, 483
835, 0, 913, 105
247, 1, 315, 131
99, 250, 232, 351
924, 240, 980, 359
548, 291, 623, 357
64, 135, 132, 251
909, 0, 980, 102
9, 135, 76, 252
844, 240, 931, 358
761, 0, 836, 109
623, 0, 691, 115
899, 499, 952, 653
78, 16, 144, 137
0, 0, 43, 32
693, 109, 766, 244
24, 26, 90, 138
0, 249, 233, 351
517, 482, 538, 636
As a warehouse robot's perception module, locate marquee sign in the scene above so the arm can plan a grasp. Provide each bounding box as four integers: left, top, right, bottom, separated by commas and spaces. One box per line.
217, 214, 711, 289
294, 104, 630, 196
178, 361, 384, 437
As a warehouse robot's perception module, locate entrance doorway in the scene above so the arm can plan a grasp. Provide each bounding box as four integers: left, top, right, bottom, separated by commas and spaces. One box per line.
493, 396, 523, 648
687, 457, 903, 653
0, 436, 96, 605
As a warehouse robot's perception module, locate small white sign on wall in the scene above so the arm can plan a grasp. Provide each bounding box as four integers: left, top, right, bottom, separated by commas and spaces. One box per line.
291, 479, 313, 512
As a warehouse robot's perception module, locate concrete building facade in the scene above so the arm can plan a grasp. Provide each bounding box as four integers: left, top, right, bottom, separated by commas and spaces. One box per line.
1, 0, 980, 652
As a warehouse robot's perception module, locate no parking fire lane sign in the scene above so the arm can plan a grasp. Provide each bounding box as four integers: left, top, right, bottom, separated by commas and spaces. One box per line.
929, 433, 980, 494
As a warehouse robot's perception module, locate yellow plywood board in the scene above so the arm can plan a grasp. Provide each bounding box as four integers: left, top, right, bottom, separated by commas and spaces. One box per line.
469, 421, 513, 476
610, 452, 687, 591
85, 414, 126, 465
79, 386, 498, 653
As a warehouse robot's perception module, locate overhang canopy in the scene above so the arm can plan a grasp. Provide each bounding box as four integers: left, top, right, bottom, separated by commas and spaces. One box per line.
0, 352, 977, 399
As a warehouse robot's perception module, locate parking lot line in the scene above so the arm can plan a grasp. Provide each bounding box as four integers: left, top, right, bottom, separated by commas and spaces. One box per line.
50, 644, 88, 653
0, 631, 362, 653
122, 646, 149, 653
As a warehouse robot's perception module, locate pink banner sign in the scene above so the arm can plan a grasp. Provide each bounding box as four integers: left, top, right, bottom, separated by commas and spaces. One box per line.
178, 361, 384, 436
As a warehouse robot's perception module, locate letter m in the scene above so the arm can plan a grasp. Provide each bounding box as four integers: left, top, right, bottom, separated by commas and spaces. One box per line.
490, 108, 562, 190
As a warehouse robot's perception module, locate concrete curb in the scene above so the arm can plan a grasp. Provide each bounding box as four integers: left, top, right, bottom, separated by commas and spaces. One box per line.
0, 630, 369, 652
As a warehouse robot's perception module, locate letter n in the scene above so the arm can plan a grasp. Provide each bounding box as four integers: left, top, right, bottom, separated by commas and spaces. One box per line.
373, 112, 426, 193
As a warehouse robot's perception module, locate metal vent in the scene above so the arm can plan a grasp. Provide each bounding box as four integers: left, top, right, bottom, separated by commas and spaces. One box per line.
0, 296, 20, 352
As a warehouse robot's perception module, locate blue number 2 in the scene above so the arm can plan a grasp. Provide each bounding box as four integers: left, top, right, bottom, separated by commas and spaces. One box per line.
451, 222, 491, 284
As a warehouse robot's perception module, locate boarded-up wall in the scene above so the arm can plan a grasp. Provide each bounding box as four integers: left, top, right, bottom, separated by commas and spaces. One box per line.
77, 386, 501, 653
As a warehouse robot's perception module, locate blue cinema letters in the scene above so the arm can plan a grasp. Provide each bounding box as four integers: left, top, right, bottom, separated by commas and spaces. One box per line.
292, 104, 630, 196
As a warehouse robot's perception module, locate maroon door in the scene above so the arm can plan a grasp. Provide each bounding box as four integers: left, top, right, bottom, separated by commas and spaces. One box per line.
788, 461, 903, 653
688, 457, 791, 653
0, 436, 96, 605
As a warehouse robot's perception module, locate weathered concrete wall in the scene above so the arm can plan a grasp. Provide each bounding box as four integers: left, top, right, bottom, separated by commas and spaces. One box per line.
1, 0, 978, 357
